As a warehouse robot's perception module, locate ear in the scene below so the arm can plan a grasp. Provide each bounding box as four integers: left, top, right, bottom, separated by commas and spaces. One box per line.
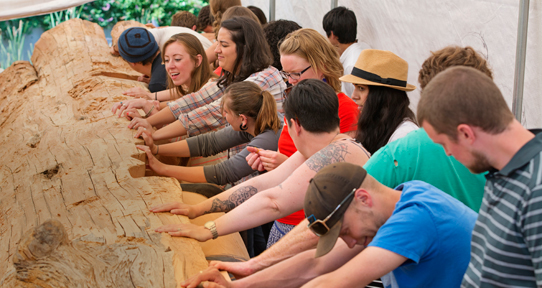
195, 54, 203, 67
456, 124, 476, 145
354, 188, 373, 208
290, 118, 302, 137
329, 31, 338, 41
191, 25, 197, 31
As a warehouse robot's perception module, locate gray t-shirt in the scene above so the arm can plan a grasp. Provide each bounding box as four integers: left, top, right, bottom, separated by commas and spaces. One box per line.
186, 126, 282, 185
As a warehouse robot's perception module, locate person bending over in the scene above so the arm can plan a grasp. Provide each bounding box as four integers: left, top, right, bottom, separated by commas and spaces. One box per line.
137, 81, 282, 186
149, 79, 370, 245
419, 66, 542, 288
182, 162, 477, 288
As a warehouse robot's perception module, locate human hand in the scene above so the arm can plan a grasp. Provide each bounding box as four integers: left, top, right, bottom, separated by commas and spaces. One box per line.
139, 129, 157, 152
136, 145, 165, 174
129, 117, 153, 131
154, 222, 213, 242
246, 147, 288, 172
149, 202, 200, 219
112, 98, 147, 117
209, 260, 256, 279
181, 267, 231, 288
137, 75, 151, 84
123, 87, 151, 99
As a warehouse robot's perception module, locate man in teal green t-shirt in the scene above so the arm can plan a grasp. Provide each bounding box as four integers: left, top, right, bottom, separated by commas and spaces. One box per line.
364, 128, 484, 211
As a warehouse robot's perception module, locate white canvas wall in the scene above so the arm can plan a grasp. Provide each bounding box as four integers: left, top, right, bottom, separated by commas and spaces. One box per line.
242, 0, 542, 128
0, 0, 93, 21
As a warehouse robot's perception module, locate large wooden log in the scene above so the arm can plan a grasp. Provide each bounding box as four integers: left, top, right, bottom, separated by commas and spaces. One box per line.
0, 19, 247, 287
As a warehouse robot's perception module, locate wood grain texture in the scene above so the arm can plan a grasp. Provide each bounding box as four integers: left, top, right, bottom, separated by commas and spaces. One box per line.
0, 19, 244, 287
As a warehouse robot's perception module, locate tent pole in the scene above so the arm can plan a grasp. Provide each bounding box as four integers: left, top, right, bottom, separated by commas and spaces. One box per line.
512, 0, 530, 122
331, 0, 338, 9
269, 0, 276, 22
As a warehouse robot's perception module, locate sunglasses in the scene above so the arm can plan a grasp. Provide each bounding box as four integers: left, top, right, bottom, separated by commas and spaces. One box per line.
307, 188, 357, 237
280, 65, 312, 81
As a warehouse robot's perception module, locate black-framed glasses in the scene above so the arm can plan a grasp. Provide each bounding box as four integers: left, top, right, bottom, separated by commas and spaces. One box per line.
307, 188, 356, 237
280, 65, 312, 81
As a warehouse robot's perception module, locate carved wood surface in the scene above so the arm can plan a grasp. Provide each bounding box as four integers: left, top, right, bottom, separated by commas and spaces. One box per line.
0, 19, 246, 287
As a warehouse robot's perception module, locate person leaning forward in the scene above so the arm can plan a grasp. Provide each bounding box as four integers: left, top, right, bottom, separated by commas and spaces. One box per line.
182, 162, 477, 288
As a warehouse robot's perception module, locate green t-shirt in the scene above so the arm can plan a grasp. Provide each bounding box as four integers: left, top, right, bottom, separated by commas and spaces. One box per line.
364, 128, 484, 211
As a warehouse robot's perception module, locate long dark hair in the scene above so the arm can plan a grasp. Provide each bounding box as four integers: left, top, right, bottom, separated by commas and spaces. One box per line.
216, 16, 273, 88
355, 86, 417, 154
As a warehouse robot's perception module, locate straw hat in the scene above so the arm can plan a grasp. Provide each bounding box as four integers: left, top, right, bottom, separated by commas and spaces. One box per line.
340, 49, 416, 91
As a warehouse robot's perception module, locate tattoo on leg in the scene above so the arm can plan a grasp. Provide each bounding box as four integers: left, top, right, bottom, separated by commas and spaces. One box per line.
204, 186, 258, 213
305, 142, 350, 172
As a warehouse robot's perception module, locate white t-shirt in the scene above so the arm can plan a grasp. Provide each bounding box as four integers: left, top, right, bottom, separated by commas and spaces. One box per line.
388, 120, 419, 143
340, 41, 371, 97
149, 27, 213, 52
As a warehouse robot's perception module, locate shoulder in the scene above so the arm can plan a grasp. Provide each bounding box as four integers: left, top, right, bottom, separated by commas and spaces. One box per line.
305, 138, 369, 172
246, 66, 282, 82
388, 121, 419, 144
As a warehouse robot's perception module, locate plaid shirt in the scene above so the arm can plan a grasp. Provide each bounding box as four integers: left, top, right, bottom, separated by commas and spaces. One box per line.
168, 66, 286, 137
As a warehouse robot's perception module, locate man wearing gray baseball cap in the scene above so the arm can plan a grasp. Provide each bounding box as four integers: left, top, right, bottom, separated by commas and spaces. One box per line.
300, 162, 476, 287
182, 162, 478, 288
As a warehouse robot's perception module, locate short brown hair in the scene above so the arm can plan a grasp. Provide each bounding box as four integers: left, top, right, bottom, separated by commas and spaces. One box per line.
418, 46, 493, 89
417, 66, 513, 138
197, 5, 214, 31
279, 29, 343, 92
222, 6, 260, 24
171, 11, 197, 29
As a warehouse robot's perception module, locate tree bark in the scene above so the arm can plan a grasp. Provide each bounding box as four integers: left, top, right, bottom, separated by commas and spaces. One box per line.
0, 19, 246, 287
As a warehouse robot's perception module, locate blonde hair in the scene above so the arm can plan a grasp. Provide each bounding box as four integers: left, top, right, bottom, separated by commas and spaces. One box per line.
161, 33, 216, 99
221, 82, 281, 136
279, 29, 343, 92
209, 0, 242, 38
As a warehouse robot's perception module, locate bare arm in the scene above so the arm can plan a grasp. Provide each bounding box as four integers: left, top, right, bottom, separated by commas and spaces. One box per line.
233, 239, 364, 288
152, 120, 188, 141
301, 247, 407, 288
211, 219, 319, 277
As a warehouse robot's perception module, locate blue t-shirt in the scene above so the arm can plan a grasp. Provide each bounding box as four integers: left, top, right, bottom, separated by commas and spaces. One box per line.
369, 180, 477, 288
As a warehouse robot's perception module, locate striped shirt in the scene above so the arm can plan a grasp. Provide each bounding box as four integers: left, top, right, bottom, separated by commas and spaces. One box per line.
462, 130, 542, 288
167, 66, 285, 136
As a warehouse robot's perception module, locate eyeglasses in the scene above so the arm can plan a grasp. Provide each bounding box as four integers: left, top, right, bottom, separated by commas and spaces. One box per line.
280, 65, 312, 81
307, 188, 356, 237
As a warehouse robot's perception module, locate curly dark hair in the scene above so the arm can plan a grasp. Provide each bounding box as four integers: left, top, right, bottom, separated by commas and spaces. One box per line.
196, 5, 214, 32
263, 20, 302, 71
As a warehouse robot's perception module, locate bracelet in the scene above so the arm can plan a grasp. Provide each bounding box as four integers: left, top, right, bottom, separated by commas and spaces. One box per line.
144, 105, 155, 118
155, 92, 158, 100
154, 145, 159, 155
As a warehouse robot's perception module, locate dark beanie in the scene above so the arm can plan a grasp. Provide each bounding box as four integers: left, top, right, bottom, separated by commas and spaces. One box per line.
118, 27, 159, 63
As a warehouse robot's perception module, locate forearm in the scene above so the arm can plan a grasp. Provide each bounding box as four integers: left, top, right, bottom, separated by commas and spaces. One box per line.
247, 220, 318, 272
159, 165, 207, 183
156, 89, 174, 101
233, 249, 321, 288
214, 189, 291, 236
146, 106, 175, 127
153, 120, 187, 140
157, 141, 191, 157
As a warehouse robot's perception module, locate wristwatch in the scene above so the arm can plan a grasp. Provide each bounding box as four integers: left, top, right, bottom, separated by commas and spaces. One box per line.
204, 221, 219, 239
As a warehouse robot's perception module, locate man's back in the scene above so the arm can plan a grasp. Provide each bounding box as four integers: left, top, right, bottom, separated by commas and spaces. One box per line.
364, 128, 485, 211
462, 130, 542, 288
370, 180, 477, 288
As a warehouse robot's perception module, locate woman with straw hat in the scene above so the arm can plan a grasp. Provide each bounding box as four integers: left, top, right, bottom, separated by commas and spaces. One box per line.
340, 49, 419, 154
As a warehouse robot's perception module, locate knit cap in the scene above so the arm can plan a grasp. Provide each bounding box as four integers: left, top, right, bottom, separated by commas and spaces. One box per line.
118, 27, 159, 63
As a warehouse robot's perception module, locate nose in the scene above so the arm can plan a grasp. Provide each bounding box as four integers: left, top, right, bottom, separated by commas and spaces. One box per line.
166, 60, 175, 69
214, 44, 221, 54
288, 76, 298, 85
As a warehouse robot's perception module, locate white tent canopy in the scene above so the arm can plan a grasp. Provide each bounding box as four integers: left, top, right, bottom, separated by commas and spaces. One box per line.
242, 0, 542, 128
0, 0, 93, 21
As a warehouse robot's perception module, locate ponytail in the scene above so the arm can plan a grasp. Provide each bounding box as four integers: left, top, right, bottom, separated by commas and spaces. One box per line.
254, 90, 281, 135
222, 82, 281, 136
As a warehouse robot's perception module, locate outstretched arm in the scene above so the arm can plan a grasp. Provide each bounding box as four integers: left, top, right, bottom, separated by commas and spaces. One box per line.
211, 219, 319, 278
301, 247, 406, 288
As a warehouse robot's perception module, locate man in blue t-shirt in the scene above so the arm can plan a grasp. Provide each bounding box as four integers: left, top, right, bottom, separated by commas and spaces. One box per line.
181, 162, 477, 288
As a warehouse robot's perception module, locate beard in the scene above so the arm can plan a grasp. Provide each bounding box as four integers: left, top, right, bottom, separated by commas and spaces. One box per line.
467, 149, 493, 174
